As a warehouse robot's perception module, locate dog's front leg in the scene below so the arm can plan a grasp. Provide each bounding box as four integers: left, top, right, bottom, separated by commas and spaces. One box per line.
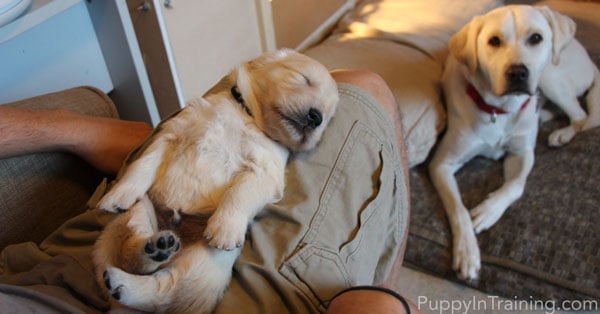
430, 137, 482, 280
430, 160, 481, 280
471, 150, 534, 233
98, 137, 169, 213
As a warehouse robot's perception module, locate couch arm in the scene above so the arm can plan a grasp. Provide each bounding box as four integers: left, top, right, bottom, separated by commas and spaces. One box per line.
0, 87, 118, 250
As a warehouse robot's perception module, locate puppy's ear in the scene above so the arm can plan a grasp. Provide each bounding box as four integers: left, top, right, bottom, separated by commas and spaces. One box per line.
449, 16, 483, 75
246, 49, 294, 70
537, 6, 576, 65
234, 64, 265, 127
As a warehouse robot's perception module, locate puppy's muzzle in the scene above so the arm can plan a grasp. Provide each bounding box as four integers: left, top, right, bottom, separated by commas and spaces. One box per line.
504, 64, 530, 95
305, 108, 323, 129
289, 108, 323, 132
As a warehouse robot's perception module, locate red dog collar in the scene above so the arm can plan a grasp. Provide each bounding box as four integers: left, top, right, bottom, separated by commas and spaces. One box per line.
466, 83, 530, 123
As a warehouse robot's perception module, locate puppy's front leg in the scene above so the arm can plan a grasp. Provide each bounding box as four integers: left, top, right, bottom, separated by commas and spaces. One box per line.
204, 163, 285, 250
471, 150, 534, 233
98, 137, 168, 213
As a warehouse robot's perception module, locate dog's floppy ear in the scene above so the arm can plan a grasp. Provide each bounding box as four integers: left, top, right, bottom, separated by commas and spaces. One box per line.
537, 6, 576, 65
449, 16, 484, 75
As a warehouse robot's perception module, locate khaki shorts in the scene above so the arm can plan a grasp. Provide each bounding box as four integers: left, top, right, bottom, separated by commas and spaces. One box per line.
0, 83, 409, 314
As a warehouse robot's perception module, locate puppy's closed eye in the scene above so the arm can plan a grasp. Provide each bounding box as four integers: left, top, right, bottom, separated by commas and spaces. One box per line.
301, 74, 313, 87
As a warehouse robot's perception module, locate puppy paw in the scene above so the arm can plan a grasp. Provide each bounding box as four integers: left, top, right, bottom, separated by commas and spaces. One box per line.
204, 213, 247, 250
97, 185, 143, 213
103, 267, 130, 301
144, 231, 180, 263
452, 229, 481, 281
102, 266, 166, 311
548, 126, 576, 147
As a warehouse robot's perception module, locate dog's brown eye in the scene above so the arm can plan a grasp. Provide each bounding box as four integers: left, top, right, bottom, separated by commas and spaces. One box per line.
488, 36, 501, 47
528, 33, 543, 45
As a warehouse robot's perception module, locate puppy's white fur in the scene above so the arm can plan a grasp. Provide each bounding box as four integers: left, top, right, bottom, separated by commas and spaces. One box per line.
430, 5, 600, 281
92, 49, 338, 313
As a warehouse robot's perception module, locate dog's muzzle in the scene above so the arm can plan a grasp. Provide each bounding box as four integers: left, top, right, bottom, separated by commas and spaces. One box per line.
504, 64, 530, 95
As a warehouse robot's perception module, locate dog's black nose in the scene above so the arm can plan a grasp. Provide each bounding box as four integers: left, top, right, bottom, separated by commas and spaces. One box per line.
306, 108, 322, 129
506, 64, 529, 84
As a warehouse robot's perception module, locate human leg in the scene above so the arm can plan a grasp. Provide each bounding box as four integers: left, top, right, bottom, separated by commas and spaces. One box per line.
0, 69, 412, 314
331, 69, 411, 285
327, 286, 420, 314
327, 70, 415, 313
215, 69, 411, 313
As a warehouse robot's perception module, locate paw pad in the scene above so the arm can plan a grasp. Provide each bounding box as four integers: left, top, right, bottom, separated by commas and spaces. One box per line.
144, 231, 180, 262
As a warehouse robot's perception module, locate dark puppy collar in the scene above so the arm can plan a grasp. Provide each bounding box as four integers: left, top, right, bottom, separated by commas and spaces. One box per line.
231, 85, 252, 117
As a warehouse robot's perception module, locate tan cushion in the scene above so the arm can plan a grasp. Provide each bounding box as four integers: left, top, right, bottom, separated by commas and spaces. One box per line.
305, 0, 502, 167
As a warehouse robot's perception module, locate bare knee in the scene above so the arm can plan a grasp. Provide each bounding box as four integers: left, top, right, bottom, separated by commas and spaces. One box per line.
330, 70, 394, 108
326, 288, 418, 314
331, 69, 408, 179
331, 69, 410, 258
330, 69, 400, 134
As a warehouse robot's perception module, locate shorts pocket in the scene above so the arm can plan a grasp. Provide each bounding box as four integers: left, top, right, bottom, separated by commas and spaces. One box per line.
279, 121, 401, 307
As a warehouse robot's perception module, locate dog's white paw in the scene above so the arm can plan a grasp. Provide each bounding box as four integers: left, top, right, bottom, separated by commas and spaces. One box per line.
548, 126, 576, 147
97, 184, 143, 213
452, 229, 481, 281
204, 212, 247, 250
471, 200, 504, 234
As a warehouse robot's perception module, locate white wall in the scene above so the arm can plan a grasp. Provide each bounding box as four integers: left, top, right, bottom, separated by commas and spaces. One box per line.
0, 1, 112, 104
160, 0, 267, 102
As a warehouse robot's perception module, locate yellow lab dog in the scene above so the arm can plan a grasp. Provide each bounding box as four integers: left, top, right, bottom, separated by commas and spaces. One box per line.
430, 5, 600, 280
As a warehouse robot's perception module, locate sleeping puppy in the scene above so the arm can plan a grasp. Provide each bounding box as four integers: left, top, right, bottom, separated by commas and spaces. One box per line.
92, 49, 338, 313
429, 5, 599, 281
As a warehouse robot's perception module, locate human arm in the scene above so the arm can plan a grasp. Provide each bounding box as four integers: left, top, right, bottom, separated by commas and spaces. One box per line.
0, 106, 152, 174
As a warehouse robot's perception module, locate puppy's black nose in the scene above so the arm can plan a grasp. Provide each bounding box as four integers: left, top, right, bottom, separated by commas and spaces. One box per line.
506, 64, 529, 84
306, 108, 322, 129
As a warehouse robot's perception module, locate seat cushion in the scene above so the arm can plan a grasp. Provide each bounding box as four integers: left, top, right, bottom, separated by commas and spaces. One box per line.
305, 0, 500, 167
